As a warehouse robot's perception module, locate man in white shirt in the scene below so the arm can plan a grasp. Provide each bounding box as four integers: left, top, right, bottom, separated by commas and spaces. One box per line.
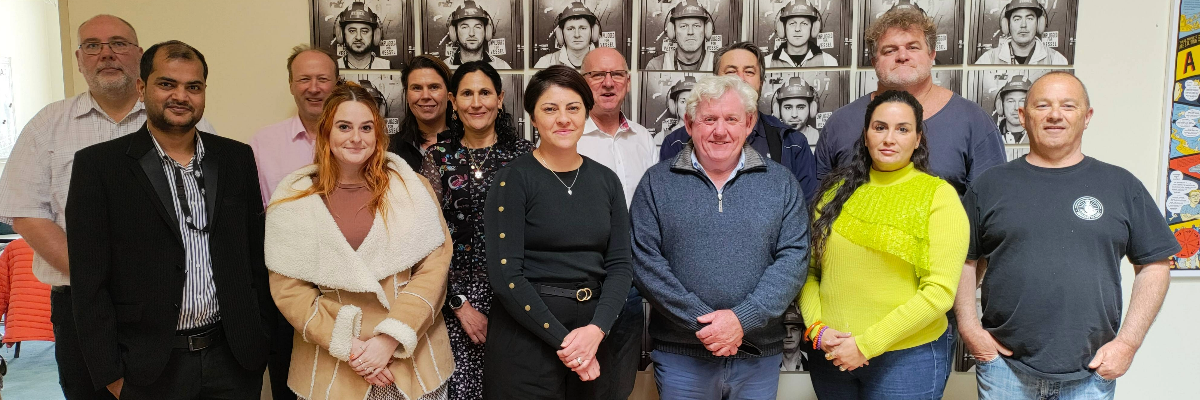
575, 46, 655, 399
0, 15, 214, 400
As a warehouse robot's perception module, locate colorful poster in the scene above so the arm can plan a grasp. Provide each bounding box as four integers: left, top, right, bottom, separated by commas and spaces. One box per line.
1162, 0, 1200, 275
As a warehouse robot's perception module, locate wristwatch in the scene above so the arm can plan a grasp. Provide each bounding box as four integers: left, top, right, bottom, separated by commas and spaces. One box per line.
447, 294, 467, 310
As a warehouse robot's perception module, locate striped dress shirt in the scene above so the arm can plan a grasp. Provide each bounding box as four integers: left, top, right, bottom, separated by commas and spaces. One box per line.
150, 134, 220, 330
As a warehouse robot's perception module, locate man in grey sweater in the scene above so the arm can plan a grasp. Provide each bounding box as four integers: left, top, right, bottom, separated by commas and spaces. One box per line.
630, 75, 809, 399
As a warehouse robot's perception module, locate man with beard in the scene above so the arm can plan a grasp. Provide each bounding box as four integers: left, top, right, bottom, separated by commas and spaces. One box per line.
644, 0, 715, 71
534, 2, 601, 69
816, 7, 1005, 196
336, 0, 392, 70
995, 74, 1030, 144
248, 45, 339, 400
659, 42, 818, 202
67, 40, 273, 399
764, 2, 837, 68
975, 0, 1068, 65
444, 0, 512, 69
773, 77, 821, 144
0, 15, 214, 400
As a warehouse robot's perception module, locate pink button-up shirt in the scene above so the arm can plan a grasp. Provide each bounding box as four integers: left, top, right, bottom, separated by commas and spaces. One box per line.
249, 116, 315, 206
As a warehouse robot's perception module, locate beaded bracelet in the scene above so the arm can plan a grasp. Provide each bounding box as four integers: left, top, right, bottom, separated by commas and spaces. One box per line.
814, 326, 829, 350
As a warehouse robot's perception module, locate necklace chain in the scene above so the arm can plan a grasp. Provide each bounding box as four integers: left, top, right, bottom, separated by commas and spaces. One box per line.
465, 138, 494, 179
534, 150, 579, 195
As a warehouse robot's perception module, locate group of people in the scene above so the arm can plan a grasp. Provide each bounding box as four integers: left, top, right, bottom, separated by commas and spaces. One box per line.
0, 7, 1174, 400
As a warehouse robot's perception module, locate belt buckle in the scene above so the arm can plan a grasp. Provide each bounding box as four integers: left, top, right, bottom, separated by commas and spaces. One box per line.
575, 288, 593, 302
187, 334, 206, 351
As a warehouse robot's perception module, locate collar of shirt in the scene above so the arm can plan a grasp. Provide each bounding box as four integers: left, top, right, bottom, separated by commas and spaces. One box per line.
690, 150, 746, 194
556, 44, 596, 66
582, 113, 633, 137
74, 91, 146, 123
150, 130, 206, 168
287, 116, 313, 143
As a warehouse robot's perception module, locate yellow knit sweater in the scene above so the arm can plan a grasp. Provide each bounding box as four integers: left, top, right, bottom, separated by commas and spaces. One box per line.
800, 163, 968, 359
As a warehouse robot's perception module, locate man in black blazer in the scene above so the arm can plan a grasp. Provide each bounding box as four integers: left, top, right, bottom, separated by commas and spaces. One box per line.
66, 40, 273, 400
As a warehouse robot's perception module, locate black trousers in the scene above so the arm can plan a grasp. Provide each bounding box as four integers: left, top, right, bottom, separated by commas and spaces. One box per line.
594, 289, 643, 399
119, 337, 263, 400
51, 287, 117, 400
268, 309, 296, 400
483, 287, 617, 400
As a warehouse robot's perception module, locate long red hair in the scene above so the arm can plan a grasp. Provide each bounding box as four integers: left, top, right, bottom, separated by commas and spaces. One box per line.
271, 82, 396, 222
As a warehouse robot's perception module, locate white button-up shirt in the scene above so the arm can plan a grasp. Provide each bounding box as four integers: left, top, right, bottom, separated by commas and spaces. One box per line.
575, 115, 657, 206
0, 91, 214, 286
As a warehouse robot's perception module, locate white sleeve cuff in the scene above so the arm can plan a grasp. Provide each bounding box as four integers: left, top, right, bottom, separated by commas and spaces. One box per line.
329, 304, 363, 361
372, 318, 419, 359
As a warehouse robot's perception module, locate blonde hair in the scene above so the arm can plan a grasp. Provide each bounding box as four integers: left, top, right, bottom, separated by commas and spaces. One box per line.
864, 8, 937, 58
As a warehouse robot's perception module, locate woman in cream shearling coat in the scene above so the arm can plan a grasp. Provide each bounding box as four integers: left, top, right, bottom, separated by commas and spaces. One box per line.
266, 83, 454, 400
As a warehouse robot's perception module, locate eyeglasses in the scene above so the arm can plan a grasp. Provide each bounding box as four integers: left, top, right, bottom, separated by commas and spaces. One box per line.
582, 70, 629, 83
79, 41, 136, 55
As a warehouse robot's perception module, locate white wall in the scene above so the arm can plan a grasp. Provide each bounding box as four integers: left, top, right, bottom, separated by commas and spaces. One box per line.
58, 0, 1200, 398
1, 0, 65, 173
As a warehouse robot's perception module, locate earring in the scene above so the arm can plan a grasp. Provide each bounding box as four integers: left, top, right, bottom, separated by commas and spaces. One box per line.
452, 110, 459, 121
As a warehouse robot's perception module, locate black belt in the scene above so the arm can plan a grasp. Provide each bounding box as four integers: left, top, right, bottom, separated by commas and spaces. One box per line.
174, 324, 224, 351
535, 283, 599, 302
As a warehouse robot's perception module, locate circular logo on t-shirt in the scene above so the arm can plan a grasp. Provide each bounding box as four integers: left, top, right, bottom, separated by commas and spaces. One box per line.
1073, 196, 1104, 220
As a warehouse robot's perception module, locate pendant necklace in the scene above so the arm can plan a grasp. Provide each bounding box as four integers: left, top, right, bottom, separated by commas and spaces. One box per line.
534, 150, 579, 195
466, 142, 493, 179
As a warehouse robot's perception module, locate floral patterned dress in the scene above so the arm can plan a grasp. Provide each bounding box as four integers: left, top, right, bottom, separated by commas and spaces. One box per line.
419, 136, 533, 400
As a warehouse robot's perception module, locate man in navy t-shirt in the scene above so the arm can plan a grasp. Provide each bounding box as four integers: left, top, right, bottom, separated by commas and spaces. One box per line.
956, 73, 1177, 399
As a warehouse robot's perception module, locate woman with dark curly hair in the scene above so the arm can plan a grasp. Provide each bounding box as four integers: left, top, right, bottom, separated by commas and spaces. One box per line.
419, 60, 533, 400
800, 90, 968, 399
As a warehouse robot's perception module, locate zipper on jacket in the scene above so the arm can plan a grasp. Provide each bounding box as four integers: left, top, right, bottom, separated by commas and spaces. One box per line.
718, 192, 723, 213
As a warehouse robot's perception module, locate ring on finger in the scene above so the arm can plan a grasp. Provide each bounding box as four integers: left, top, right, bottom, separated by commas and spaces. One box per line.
839, 366, 847, 372
576, 357, 582, 365
825, 352, 834, 360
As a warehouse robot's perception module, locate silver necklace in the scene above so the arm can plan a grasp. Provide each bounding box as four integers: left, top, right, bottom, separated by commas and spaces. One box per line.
534, 151, 579, 195
465, 142, 493, 179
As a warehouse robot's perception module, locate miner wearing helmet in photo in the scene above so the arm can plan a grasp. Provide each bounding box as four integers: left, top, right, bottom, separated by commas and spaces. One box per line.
534, 2, 602, 69
765, 1, 838, 68
336, 0, 392, 70
444, 0, 513, 69
975, 0, 1068, 65
644, 0, 716, 71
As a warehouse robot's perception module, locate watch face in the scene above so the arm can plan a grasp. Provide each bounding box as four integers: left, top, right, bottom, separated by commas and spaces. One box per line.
450, 295, 465, 308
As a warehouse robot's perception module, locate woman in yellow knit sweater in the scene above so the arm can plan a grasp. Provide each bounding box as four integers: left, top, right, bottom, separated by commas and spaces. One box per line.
800, 90, 969, 399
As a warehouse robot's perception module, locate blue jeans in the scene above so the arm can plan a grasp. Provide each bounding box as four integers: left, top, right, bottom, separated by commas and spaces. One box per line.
652, 350, 782, 400
807, 328, 953, 400
976, 356, 1115, 400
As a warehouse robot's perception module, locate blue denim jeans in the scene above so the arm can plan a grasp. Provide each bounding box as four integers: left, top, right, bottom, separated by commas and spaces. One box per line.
976, 356, 1115, 400
652, 350, 783, 400
807, 328, 953, 400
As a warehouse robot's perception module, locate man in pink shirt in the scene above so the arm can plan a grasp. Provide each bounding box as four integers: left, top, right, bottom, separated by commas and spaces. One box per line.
250, 45, 339, 206
248, 44, 338, 400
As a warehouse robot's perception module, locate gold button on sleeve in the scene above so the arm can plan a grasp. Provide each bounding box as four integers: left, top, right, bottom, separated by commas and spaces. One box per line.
501, 259, 507, 264
500, 233, 506, 238
508, 283, 515, 289
500, 181, 506, 186
498, 206, 504, 212
543, 323, 550, 329
524, 305, 531, 311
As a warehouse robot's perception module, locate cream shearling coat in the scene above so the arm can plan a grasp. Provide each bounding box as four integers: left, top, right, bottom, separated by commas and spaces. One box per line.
266, 153, 454, 400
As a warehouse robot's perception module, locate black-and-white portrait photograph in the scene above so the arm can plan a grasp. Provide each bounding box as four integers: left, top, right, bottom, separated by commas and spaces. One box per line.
760, 71, 849, 145
311, 0, 415, 70
859, 0, 964, 67
857, 69, 962, 97
781, 305, 809, 372
638, 71, 714, 145
964, 69, 1068, 144
639, 0, 742, 71
749, 0, 852, 69
531, 0, 632, 69
340, 73, 406, 134
422, 0, 524, 69
971, 0, 1076, 65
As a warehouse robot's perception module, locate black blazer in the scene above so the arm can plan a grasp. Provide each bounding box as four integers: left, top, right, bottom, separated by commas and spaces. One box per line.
66, 125, 274, 389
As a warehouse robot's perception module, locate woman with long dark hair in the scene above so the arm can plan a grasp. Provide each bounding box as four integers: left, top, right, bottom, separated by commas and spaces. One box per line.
390, 55, 455, 171
419, 60, 533, 400
482, 64, 632, 399
266, 82, 454, 400
799, 90, 968, 399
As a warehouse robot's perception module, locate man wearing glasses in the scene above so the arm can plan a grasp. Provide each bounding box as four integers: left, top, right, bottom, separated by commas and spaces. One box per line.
574, 46, 653, 400
0, 15, 213, 400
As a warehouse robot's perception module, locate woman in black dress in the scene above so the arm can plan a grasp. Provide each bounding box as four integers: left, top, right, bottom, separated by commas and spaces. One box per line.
482, 65, 634, 398
419, 61, 533, 400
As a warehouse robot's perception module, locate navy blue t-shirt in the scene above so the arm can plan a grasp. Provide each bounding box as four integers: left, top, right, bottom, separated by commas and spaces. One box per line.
815, 94, 1006, 195
963, 156, 1180, 380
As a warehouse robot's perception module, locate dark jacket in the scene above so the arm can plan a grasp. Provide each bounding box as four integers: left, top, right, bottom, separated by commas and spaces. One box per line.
66, 126, 273, 389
